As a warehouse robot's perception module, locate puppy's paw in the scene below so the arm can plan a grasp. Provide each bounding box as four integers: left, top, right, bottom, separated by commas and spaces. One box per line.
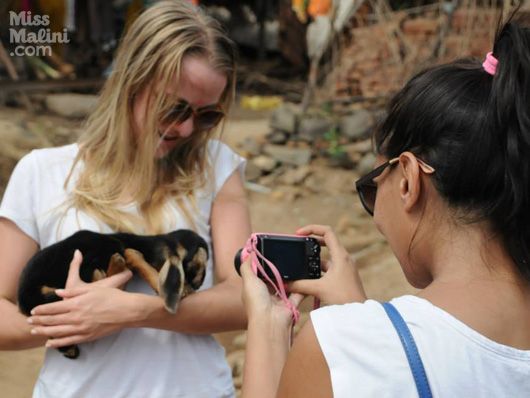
158, 256, 185, 314
59, 344, 80, 359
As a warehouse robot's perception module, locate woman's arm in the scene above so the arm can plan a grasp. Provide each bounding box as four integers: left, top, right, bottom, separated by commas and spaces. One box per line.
0, 218, 44, 349
29, 170, 251, 346
132, 168, 251, 332
276, 320, 333, 398
238, 259, 330, 398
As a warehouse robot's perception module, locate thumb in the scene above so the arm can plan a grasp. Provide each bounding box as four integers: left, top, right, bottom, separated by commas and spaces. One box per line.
289, 292, 305, 308
65, 249, 84, 287
288, 279, 322, 298
95, 269, 133, 288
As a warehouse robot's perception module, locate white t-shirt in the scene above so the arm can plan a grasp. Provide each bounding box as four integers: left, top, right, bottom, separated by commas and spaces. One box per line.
0, 140, 246, 398
311, 295, 530, 398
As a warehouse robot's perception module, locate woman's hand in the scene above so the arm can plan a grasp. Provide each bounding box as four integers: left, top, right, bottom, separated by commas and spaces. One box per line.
289, 225, 367, 305
27, 250, 136, 348
240, 258, 304, 330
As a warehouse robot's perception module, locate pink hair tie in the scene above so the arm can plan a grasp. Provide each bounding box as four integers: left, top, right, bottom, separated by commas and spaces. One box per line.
482, 52, 498, 76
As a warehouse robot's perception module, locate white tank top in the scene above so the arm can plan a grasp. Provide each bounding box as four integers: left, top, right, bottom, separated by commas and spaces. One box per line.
0, 141, 246, 398
311, 295, 530, 397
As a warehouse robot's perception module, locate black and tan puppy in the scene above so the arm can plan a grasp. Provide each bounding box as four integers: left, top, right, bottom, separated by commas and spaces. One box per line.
18, 229, 208, 359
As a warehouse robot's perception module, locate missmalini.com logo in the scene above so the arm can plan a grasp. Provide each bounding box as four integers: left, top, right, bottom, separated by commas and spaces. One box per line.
9, 11, 70, 57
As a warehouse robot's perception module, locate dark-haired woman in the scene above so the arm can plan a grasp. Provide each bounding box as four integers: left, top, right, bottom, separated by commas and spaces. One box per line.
239, 18, 530, 398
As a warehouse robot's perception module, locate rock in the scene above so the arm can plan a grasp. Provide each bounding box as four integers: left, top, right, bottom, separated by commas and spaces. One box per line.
343, 139, 372, 155
339, 109, 374, 140
264, 144, 312, 166
252, 155, 278, 173
270, 186, 304, 202
266, 130, 289, 145
304, 174, 325, 193
357, 153, 376, 176
226, 350, 246, 379
232, 333, 247, 350
298, 116, 333, 142
45, 93, 98, 118
239, 136, 262, 156
326, 152, 354, 169
280, 165, 312, 185
269, 103, 299, 134
0, 120, 51, 160
245, 161, 262, 181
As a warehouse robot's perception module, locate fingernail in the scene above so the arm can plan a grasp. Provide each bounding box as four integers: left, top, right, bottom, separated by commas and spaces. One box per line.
30, 309, 36, 315
45, 341, 52, 347
55, 289, 65, 294
27, 318, 33, 324
74, 249, 81, 257
30, 329, 37, 335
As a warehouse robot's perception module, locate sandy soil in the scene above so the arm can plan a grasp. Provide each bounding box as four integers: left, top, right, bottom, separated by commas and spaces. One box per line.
0, 105, 413, 397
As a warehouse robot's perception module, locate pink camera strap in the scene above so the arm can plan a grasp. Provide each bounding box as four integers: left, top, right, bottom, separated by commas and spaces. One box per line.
240, 233, 301, 323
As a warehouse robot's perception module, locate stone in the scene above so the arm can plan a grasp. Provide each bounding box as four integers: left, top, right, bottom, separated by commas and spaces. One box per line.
232, 333, 247, 350
280, 165, 312, 185
252, 155, 278, 172
226, 350, 245, 378
45, 93, 98, 118
339, 109, 374, 140
343, 138, 372, 155
269, 103, 299, 134
244, 161, 262, 181
0, 120, 51, 160
357, 153, 376, 176
266, 130, 289, 145
239, 136, 261, 156
264, 144, 312, 166
326, 152, 354, 169
304, 174, 325, 193
298, 116, 333, 142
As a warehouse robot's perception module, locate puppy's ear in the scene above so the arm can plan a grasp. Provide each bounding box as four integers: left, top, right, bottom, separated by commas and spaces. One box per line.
183, 247, 207, 290
158, 256, 185, 314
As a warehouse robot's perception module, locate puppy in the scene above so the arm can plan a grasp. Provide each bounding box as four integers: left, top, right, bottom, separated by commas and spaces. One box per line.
18, 229, 208, 359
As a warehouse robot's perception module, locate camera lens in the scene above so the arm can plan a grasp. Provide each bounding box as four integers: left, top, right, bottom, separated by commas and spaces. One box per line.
234, 248, 243, 276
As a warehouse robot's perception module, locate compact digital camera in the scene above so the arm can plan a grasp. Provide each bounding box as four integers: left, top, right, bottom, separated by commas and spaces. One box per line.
234, 234, 321, 281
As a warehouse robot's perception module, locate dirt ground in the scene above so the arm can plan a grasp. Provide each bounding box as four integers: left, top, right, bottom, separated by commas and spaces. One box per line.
0, 104, 414, 397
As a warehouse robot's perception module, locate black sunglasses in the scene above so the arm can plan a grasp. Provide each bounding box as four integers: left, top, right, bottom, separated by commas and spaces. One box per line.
355, 157, 400, 216
162, 99, 225, 132
355, 156, 436, 216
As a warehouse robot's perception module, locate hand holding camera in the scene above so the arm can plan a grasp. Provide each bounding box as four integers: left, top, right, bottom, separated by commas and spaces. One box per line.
288, 225, 367, 305
236, 225, 367, 325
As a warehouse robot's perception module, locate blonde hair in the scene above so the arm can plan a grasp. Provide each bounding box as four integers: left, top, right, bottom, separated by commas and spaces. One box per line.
65, 1, 237, 234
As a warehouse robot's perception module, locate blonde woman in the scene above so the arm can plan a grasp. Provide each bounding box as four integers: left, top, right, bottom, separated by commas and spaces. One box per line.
0, 2, 250, 397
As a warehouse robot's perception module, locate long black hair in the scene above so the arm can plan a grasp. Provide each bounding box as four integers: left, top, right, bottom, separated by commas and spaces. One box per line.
374, 16, 530, 280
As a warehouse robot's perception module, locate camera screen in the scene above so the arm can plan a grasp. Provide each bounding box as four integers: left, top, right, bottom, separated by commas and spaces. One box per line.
261, 238, 307, 278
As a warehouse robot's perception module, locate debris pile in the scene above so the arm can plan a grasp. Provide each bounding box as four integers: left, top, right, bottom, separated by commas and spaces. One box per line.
317, 3, 502, 105
237, 102, 379, 201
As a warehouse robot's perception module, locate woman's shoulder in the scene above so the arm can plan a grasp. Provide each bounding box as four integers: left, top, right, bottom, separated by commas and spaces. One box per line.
206, 138, 239, 158
205, 139, 246, 193
18, 143, 78, 170
29, 143, 78, 162
10, 143, 78, 179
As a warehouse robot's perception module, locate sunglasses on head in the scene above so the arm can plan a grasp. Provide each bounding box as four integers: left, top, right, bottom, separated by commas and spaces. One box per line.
162, 99, 225, 132
355, 156, 435, 216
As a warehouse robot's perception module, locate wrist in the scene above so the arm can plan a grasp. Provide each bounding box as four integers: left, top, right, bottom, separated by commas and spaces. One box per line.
128, 294, 165, 328
248, 313, 292, 342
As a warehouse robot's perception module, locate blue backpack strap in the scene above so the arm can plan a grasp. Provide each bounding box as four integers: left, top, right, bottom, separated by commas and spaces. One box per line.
382, 302, 433, 398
